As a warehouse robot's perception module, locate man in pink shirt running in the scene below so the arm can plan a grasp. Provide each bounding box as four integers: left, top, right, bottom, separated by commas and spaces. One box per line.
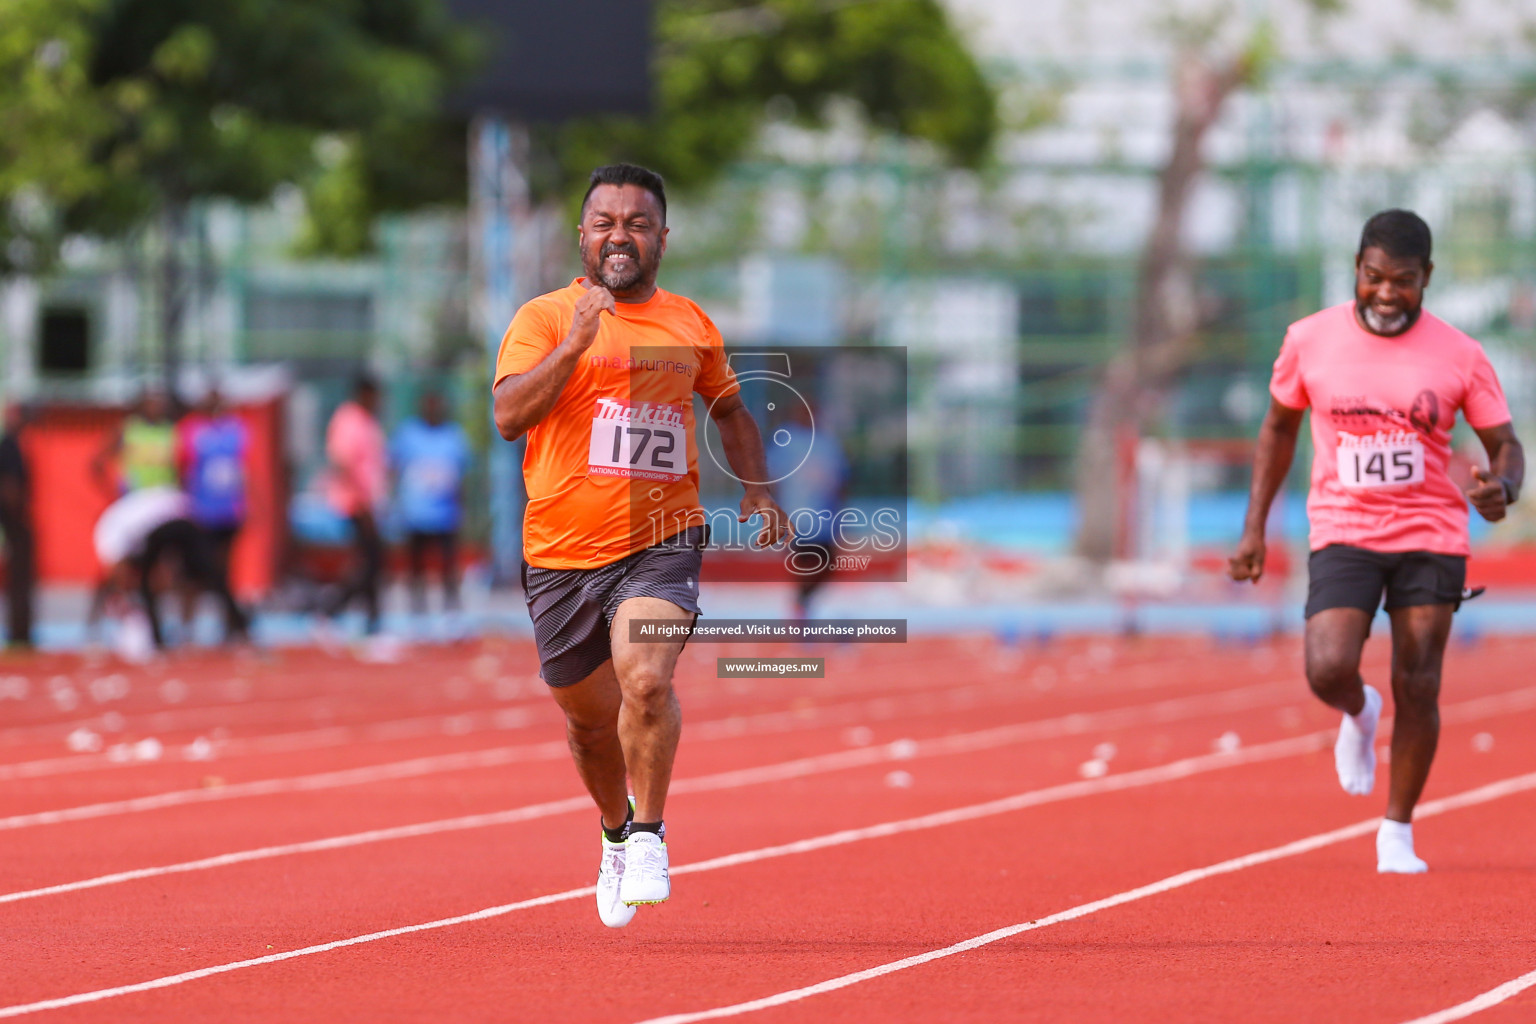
322, 374, 388, 635
1230, 210, 1525, 873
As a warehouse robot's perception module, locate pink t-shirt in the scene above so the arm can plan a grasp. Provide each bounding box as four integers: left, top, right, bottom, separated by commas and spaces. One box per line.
325, 400, 387, 517
1270, 303, 1511, 556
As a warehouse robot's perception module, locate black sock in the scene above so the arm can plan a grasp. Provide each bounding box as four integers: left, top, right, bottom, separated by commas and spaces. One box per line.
602, 803, 634, 844
630, 820, 665, 841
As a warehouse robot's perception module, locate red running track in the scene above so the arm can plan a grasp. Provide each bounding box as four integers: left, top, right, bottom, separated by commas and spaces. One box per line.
1, 634, 1535, 1022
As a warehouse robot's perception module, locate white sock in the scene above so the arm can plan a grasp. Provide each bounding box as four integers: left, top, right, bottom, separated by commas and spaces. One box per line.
1377, 818, 1428, 874
1334, 685, 1382, 796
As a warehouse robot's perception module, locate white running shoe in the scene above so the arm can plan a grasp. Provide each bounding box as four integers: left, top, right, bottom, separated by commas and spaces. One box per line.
1377, 820, 1428, 874
596, 834, 636, 928
1335, 685, 1383, 796
620, 832, 670, 906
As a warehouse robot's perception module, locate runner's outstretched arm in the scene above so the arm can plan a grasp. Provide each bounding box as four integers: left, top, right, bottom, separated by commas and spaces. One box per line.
1229, 397, 1306, 582
707, 391, 793, 549
1468, 422, 1525, 522
493, 286, 616, 442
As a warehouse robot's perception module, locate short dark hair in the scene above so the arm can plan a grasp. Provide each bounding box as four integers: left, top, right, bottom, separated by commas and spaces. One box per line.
581, 163, 667, 222
1358, 209, 1432, 269
354, 371, 379, 397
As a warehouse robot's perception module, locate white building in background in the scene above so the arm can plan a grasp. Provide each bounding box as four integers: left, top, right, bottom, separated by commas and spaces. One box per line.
936, 0, 1536, 258
0, 194, 467, 405
946, 0, 1535, 64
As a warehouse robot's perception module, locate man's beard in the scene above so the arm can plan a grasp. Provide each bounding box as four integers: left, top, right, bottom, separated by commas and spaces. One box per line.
1357, 300, 1420, 337
586, 242, 656, 293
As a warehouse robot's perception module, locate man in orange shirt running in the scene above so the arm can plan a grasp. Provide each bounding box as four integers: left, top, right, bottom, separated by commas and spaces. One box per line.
493, 164, 791, 927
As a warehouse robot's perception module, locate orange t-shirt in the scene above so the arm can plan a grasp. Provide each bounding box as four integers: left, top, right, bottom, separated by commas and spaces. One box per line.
494, 278, 740, 569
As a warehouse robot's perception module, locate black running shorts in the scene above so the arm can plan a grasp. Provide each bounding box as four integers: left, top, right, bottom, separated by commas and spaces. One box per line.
520, 525, 707, 687
1305, 544, 1467, 619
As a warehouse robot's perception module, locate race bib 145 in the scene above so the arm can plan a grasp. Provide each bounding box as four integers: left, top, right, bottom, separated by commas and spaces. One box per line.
588, 398, 687, 482
1337, 430, 1425, 489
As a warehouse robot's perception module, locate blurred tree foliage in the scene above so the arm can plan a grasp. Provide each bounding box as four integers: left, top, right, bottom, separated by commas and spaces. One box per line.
547, 0, 997, 203
285, 0, 998, 259
0, 0, 112, 274
4, 0, 477, 387
2, 0, 993, 283
75, 0, 476, 248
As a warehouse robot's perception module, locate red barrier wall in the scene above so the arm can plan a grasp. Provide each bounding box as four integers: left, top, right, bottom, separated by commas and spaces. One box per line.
23, 400, 286, 598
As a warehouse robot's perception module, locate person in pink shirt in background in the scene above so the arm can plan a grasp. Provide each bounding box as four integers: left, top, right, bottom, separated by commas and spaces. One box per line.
1230, 210, 1526, 874
322, 373, 388, 635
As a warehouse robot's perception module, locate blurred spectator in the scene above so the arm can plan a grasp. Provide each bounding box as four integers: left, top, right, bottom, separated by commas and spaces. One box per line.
177, 385, 250, 580
93, 385, 178, 498
770, 398, 848, 618
93, 487, 249, 650
391, 391, 471, 614
321, 374, 387, 635
88, 385, 180, 637
0, 403, 35, 649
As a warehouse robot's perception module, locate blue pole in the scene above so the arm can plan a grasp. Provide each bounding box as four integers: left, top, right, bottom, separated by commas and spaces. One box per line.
472, 116, 527, 585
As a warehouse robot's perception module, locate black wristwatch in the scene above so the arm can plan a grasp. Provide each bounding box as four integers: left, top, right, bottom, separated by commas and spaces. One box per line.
1499, 476, 1517, 505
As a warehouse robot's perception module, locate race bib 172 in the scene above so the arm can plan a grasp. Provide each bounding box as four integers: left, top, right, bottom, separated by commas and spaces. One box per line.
588, 398, 687, 482
1337, 430, 1425, 489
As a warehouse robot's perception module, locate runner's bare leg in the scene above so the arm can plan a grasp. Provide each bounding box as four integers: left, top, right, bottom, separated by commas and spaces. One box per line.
1304, 608, 1372, 715
547, 660, 630, 831
610, 596, 691, 822
1384, 604, 1454, 823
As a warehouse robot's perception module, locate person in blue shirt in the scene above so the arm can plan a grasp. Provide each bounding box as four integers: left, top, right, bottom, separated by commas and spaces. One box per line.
391, 391, 471, 613
768, 397, 849, 618
176, 386, 250, 579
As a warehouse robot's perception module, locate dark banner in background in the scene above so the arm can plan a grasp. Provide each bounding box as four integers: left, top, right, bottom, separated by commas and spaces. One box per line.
445, 0, 652, 120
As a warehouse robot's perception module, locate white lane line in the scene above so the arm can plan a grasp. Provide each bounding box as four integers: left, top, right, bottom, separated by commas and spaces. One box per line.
0, 705, 546, 782
0, 884, 598, 1020
0, 677, 1300, 832
10, 680, 1536, 903
1398, 968, 1536, 1024
0, 642, 1232, 779
630, 768, 1536, 1024
0, 742, 565, 831
0, 796, 592, 905
1441, 685, 1536, 724
0, 647, 973, 759
0, 680, 529, 751
6, 762, 1536, 1020
0, 671, 1012, 781
0, 686, 1309, 904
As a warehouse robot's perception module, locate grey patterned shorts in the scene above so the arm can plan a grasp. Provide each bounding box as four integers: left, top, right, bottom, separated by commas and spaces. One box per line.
520, 525, 707, 687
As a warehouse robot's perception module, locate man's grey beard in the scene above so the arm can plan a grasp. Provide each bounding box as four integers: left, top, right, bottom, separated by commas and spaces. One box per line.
585, 246, 658, 293
1359, 303, 1418, 336
596, 261, 645, 290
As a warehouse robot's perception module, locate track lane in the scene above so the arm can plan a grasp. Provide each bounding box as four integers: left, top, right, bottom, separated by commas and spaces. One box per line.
1403, 973, 1536, 1024
10, 742, 1536, 1022
6, 635, 1529, 1019
8, 691, 1536, 1020
13, 664, 1536, 901
0, 689, 1354, 1004
631, 784, 1536, 1024
0, 635, 1298, 786
632, 684, 1536, 1024
0, 671, 1346, 902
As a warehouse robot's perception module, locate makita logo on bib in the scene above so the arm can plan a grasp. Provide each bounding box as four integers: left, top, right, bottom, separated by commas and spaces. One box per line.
592, 398, 685, 428
1337, 429, 1419, 449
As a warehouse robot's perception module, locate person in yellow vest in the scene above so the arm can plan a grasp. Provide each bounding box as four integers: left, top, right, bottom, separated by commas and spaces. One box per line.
93, 386, 179, 497
88, 385, 182, 639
